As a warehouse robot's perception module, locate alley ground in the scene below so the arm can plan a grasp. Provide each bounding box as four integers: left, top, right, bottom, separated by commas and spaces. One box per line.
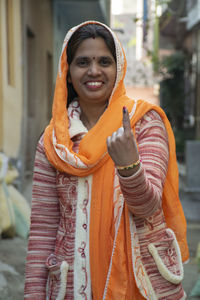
0, 87, 200, 299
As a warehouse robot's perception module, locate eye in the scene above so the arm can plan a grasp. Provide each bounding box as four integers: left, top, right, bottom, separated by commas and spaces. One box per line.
99, 57, 113, 67
76, 57, 90, 67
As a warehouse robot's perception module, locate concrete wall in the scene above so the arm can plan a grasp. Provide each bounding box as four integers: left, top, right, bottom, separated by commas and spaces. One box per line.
185, 141, 200, 202
1, 0, 111, 188
100, 0, 110, 23
0, 0, 53, 166
23, 0, 53, 133
0, 0, 23, 157
21, 0, 53, 176
196, 28, 200, 138
0, 1, 2, 151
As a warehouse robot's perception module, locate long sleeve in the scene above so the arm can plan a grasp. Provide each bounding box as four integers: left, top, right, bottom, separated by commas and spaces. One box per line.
119, 110, 169, 217
24, 136, 60, 299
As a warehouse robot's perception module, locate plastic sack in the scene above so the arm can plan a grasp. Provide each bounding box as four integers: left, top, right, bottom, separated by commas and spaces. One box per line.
5, 167, 19, 185
8, 185, 30, 239
0, 152, 30, 239
0, 181, 16, 237
190, 275, 200, 297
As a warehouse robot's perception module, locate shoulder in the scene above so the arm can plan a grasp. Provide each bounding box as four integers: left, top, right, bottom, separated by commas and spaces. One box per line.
130, 99, 165, 125
136, 109, 164, 128
34, 133, 46, 157
38, 132, 45, 145
142, 109, 162, 122
36, 132, 45, 149
135, 108, 168, 142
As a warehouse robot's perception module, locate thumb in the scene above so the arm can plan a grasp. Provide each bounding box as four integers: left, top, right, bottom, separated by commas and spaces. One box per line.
123, 106, 131, 133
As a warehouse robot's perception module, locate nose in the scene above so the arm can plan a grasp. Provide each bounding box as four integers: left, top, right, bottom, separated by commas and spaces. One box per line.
88, 61, 101, 76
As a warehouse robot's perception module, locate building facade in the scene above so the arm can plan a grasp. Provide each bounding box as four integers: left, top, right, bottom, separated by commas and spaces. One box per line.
186, 0, 200, 138
0, 0, 111, 192
111, 0, 155, 87
0, 0, 23, 158
158, 0, 200, 140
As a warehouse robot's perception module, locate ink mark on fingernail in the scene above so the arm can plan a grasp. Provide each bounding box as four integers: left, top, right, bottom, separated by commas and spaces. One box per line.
123, 106, 127, 113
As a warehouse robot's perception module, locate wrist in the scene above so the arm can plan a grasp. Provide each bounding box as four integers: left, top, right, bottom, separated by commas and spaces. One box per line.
117, 163, 140, 177
116, 158, 141, 171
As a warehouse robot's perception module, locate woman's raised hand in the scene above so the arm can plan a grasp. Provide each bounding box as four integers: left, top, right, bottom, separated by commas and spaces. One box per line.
106, 107, 140, 177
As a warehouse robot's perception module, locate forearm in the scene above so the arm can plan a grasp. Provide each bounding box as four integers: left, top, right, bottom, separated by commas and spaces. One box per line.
118, 110, 169, 217
118, 166, 162, 216
24, 137, 60, 298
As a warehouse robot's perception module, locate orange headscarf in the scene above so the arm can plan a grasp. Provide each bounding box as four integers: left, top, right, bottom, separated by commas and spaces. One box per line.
44, 21, 189, 299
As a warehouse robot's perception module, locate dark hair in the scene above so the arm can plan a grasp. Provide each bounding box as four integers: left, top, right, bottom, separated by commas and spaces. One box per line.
66, 24, 116, 106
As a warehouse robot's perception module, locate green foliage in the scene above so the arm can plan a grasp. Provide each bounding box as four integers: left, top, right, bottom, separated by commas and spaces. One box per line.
173, 130, 185, 154
160, 51, 185, 74
159, 51, 186, 158
160, 51, 185, 129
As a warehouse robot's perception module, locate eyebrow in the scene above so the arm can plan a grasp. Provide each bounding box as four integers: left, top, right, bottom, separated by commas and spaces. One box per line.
75, 56, 89, 61
75, 55, 114, 60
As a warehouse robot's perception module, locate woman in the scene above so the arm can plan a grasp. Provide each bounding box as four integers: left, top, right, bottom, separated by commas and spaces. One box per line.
24, 21, 189, 299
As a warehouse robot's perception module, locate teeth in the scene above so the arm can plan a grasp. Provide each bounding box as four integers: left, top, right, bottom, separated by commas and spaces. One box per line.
87, 82, 102, 86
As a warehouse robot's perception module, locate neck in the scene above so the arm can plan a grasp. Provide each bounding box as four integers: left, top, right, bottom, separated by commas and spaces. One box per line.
80, 101, 108, 130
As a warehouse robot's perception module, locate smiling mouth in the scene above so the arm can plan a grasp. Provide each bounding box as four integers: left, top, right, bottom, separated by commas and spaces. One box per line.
85, 81, 103, 88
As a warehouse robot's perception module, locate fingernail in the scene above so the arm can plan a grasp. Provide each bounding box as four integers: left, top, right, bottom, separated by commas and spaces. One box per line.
123, 106, 127, 113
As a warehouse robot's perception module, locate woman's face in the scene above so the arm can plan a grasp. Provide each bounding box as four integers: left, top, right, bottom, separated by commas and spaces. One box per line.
68, 37, 117, 106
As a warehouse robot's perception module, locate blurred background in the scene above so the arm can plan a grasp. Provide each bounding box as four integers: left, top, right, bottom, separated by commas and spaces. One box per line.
0, 0, 200, 299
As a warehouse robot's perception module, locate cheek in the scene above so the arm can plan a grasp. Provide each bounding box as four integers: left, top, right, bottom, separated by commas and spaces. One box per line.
70, 71, 82, 88
70, 80, 81, 95
110, 70, 117, 86
69, 66, 81, 82
110, 65, 117, 79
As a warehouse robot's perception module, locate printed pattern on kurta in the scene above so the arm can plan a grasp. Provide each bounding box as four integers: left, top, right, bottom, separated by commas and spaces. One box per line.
24, 109, 184, 299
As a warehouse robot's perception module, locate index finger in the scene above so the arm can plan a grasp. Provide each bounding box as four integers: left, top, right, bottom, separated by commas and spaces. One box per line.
123, 106, 131, 133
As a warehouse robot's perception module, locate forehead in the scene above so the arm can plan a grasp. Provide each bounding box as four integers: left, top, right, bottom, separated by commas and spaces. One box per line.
73, 37, 113, 58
